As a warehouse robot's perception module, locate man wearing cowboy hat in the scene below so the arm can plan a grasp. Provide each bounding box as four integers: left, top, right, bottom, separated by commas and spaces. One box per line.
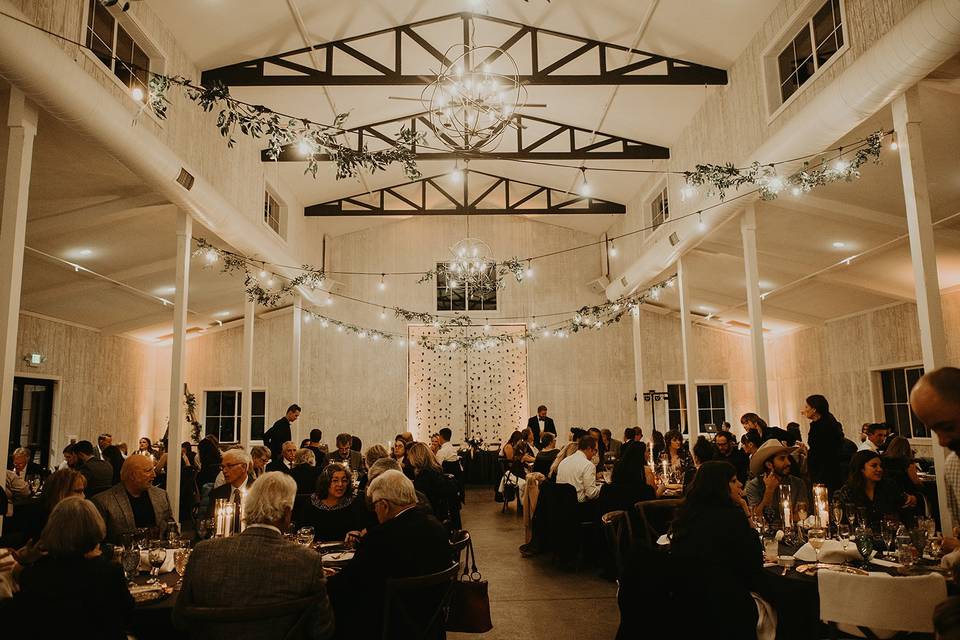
745, 439, 810, 525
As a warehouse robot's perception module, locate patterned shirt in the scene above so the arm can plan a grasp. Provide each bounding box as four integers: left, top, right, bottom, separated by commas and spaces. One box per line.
945, 452, 960, 534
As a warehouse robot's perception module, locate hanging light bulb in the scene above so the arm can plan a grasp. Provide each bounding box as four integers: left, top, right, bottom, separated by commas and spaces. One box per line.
791, 186, 802, 197
378, 274, 386, 291
259, 269, 268, 279
608, 240, 618, 258
578, 167, 592, 197
326, 294, 334, 306
530, 317, 538, 330
525, 261, 534, 279
130, 86, 145, 102
203, 248, 219, 265
889, 136, 899, 151
680, 184, 697, 201
833, 157, 850, 172
266, 276, 276, 287
697, 212, 706, 232
450, 160, 464, 183
296, 136, 316, 157
304, 314, 312, 324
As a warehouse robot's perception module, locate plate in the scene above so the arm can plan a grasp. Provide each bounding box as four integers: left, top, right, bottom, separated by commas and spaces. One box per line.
324, 551, 355, 562
130, 585, 172, 604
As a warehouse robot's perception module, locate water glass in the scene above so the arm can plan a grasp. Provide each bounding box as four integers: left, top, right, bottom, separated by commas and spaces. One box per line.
808, 528, 826, 564
845, 503, 857, 527
296, 526, 315, 547
832, 501, 844, 528
763, 535, 779, 563
855, 531, 874, 561
122, 548, 140, 584
173, 547, 191, 589
795, 500, 809, 524
930, 533, 944, 558
897, 546, 916, 571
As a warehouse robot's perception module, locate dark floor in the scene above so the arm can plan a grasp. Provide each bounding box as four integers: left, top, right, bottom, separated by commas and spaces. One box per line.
449, 487, 619, 640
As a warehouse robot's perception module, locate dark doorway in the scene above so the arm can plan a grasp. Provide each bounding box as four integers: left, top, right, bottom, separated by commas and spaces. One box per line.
9, 377, 55, 470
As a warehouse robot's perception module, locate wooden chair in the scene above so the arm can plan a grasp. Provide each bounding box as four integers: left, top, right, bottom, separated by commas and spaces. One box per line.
600, 510, 634, 577
382, 561, 460, 640
634, 498, 682, 548
449, 530, 471, 568
177, 592, 330, 640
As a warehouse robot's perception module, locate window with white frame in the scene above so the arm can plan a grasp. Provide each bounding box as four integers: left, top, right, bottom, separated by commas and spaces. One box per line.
85, 1, 151, 98
204, 390, 267, 443
878, 366, 928, 439
436, 263, 497, 312
666, 383, 727, 434
651, 187, 670, 231
772, 0, 845, 106
264, 190, 282, 237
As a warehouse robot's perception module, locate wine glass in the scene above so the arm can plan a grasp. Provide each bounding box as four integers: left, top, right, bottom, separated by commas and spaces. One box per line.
147, 541, 167, 584
845, 503, 856, 527
855, 531, 874, 562
838, 524, 850, 552
122, 548, 141, 585
296, 526, 315, 547
832, 501, 844, 528
173, 546, 191, 589
26, 474, 41, 495
808, 527, 826, 566
881, 522, 896, 555
930, 532, 944, 558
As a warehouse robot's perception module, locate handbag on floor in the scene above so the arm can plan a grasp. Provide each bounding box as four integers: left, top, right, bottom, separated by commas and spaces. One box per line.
446, 536, 493, 633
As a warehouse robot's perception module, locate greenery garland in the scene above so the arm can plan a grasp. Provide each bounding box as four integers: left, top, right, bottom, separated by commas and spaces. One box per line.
683, 130, 885, 201
147, 75, 421, 181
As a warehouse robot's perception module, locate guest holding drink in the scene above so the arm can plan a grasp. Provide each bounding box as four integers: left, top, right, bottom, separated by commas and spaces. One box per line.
294, 463, 367, 542
834, 450, 917, 530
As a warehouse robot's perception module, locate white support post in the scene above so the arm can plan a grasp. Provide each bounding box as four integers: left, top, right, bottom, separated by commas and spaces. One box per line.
741, 204, 770, 419
239, 298, 255, 449
291, 295, 302, 442
0, 89, 36, 530
893, 87, 951, 533
165, 210, 191, 524
677, 256, 699, 441
632, 312, 645, 428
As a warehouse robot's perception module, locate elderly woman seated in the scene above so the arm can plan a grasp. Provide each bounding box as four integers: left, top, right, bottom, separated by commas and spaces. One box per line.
294, 462, 368, 542
14, 497, 134, 638
291, 448, 320, 494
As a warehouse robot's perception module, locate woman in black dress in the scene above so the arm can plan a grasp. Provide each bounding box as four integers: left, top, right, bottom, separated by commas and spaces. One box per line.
801, 394, 844, 490
295, 462, 368, 542
835, 450, 917, 529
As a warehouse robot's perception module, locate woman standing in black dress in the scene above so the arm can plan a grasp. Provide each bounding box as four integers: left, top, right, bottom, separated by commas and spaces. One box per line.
802, 394, 844, 490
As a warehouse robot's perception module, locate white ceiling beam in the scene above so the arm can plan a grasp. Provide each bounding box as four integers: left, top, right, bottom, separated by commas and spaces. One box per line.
814, 272, 916, 302
689, 287, 825, 326
21, 257, 175, 307
100, 310, 203, 337
27, 193, 168, 237
768, 196, 907, 231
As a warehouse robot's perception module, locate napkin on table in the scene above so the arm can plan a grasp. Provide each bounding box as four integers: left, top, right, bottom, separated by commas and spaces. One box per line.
793, 539, 862, 563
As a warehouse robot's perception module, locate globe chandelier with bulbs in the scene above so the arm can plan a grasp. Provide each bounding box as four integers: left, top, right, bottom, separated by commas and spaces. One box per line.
443, 236, 497, 292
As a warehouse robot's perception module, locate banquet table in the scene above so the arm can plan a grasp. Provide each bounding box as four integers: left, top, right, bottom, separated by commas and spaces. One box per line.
464, 447, 500, 485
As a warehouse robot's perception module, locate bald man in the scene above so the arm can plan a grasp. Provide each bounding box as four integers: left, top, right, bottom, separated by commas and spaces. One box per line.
92, 455, 173, 543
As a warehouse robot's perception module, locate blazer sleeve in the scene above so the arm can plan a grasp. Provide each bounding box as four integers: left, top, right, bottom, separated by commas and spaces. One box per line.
305, 552, 336, 640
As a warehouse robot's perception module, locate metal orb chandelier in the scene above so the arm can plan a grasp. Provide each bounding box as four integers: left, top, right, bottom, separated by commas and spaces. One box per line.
422, 45, 526, 153
444, 237, 496, 291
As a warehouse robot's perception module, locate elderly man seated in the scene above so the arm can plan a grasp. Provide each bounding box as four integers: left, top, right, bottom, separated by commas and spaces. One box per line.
328, 470, 451, 639
266, 441, 298, 474
173, 472, 335, 640
91, 455, 172, 543
206, 448, 254, 520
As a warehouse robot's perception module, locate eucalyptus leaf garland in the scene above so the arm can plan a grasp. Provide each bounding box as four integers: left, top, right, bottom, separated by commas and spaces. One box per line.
147, 75, 422, 182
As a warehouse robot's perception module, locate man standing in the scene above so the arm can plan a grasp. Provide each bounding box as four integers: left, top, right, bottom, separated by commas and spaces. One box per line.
92, 455, 173, 543
744, 440, 809, 525
206, 449, 254, 522
96, 433, 112, 460
173, 472, 335, 640
714, 431, 749, 485
858, 423, 889, 453
328, 433, 363, 470
264, 404, 301, 461
267, 441, 297, 474
527, 405, 555, 449
74, 440, 114, 497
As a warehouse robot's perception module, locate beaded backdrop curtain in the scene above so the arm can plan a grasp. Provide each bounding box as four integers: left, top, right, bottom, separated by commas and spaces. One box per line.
408, 325, 528, 445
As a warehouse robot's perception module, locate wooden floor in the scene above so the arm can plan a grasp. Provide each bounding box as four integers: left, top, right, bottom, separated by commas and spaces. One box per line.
449, 487, 620, 640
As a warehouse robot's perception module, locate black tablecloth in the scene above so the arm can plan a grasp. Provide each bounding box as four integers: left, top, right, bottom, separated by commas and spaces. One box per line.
465, 449, 501, 485
129, 571, 180, 640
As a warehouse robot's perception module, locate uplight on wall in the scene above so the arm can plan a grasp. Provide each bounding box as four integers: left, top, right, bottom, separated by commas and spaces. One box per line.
23, 352, 45, 367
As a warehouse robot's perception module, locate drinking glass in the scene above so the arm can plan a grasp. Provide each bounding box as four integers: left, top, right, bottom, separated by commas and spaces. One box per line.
296, 526, 315, 547
930, 533, 944, 558
857, 507, 868, 528
881, 522, 896, 555
198, 518, 214, 541
795, 500, 809, 526
808, 528, 826, 565
173, 547, 191, 589
845, 503, 856, 527
147, 541, 167, 584
26, 474, 41, 495
763, 534, 779, 562
855, 531, 874, 561
122, 548, 141, 584
832, 501, 844, 528
838, 524, 850, 552
897, 546, 916, 571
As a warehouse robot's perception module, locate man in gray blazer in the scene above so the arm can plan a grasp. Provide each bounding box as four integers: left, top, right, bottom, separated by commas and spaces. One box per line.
92, 455, 172, 543
173, 471, 335, 640
74, 440, 115, 497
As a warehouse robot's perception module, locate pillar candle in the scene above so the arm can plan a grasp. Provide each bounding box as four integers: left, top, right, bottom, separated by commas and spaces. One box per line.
782, 499, 792, 530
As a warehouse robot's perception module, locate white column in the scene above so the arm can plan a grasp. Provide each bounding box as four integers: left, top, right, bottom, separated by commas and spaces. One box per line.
893, 87, 951, 533
239, 298, 254, 449
0, 90, 37, 521
165, 210, 191, 524
632, 312, 645, 427
677, 256, 699, 441
741, 204, 770, 419
291, 295, 302, 442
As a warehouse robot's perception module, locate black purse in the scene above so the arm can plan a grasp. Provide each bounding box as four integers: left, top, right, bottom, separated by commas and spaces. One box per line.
446, 537, 493, 633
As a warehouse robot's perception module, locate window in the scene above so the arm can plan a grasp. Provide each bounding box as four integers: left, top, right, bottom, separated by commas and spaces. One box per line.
651, 187, 669, 231
264, 191, 282, 236
435, 263, 497, 312
879, 366, 927, 439
85, 1, 151, 97
204, 390, 266, 443
666, 383, 727, 434
775, 0, 844, 104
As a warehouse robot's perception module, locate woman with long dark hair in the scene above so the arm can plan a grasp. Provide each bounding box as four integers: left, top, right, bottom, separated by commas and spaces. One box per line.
661, 430, 690, 476
835, 450, 917, 529
602, 441, 655, 512
882, 436, 924, 505
801, 394, 844, 490
669, 461, 760, 639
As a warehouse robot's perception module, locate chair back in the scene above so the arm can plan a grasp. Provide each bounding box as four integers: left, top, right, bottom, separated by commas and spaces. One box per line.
818, 570, 947, 636
178, 592, 329, 640
634, 498, 682, 548
601, 510, 634, 577
382, 561, 460, 640
449, 530, 470, 567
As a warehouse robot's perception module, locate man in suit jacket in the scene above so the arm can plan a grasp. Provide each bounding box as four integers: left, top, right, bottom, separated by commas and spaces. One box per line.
327, 470, 452, 639
263, 404, 301, 461
96, 433, 113, 461
205, 448, 254, 519
527, 405, 556, 448
173, 472, 335, 640
92, 455, 173, 543
327, 433, 363, 471
9, 448, 47, 481
74, 440, 114, 497
266, 441, 297, 474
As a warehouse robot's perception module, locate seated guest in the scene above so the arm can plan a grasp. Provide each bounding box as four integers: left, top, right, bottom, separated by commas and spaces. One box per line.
859, 423, 889, 453
682, 436, 717, 494
3, 469, 28, 515
602, 441, 655, 513
429, 433, 440, 453
600, 429, 621, 458
206, 449, 254, 518
715, 430, 749, 485
306, 428, 329, 459
328, 433, 363, 471
533, 433, 560, 475
669, 461, 759, 639
835, 450, 917, 530
266, 441, 297, 474
406, 442, 456, 524
102, 445, 125, 486
435, 428, 460, 464
14, 497, 134, 639
548, 442, 579, 480
291, 448, 320, 494
745, 440, 808, 527
588, 427, 604, 460
392, 436, 413, 479
327, 470, 451, 640
74, 440, 113, 497
740, 430, 762, 462
366, 457, 432, 518
57, 443, 78, 470
399, 432, 415, 446
250, 445, 271, 479
196, 436, 222, 489
173, 472, 335, 640
651, 429, 665, 461
741, 412, 796, 445
9, 447, 46, 481
351, 435, 362, 454
295, 463, 367, 542
882, 437, 924, 504
13, 468, 86, 544
662, 429, 691, 475
92, 455, 173, 543
365, 444, 389, 469
135, 437, 156, 460
556, 435, 601, 515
